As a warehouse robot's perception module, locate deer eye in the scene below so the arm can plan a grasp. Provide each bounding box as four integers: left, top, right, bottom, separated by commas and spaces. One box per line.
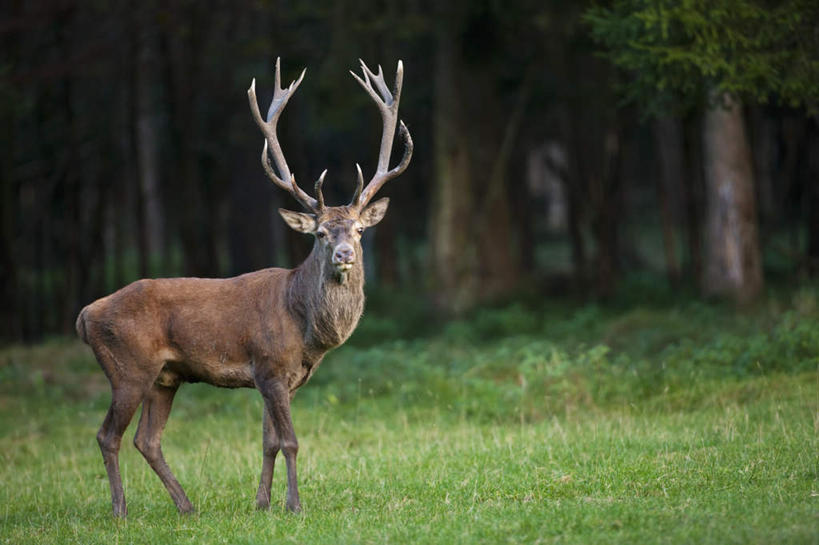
316, 231, 326, 239
356, 227, 364, 235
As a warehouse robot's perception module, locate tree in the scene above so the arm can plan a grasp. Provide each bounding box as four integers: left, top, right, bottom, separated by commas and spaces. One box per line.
430, 19, 479, 313
130, 1, 164, 278
701, 93, 762, 301
429, 1, 539, 313
586, 0, 819, 302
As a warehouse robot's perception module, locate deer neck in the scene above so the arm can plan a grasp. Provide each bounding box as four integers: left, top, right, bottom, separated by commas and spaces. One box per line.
288, 245, 365, 350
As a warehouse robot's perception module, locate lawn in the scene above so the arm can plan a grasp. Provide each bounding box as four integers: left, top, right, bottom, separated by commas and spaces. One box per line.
1, 286, 817, 544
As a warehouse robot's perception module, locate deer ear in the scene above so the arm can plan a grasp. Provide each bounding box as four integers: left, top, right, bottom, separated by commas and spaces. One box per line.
278, 208, 316, 233
360, 198, 389, 227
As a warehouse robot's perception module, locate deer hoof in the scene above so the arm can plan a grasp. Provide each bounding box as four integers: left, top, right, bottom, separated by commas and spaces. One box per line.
177, 502, 196, 515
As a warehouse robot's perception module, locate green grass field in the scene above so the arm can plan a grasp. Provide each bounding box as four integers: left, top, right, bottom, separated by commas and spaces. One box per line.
1, 286, 818, 544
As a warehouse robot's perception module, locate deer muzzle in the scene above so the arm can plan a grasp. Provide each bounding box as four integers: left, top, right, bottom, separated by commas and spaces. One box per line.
332, 243, 355, 272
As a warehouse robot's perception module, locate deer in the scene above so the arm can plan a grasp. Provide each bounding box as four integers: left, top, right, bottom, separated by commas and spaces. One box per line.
75, 58, 412, 517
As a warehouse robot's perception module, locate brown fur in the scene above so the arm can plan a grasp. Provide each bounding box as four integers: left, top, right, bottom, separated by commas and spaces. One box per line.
81, 57, 412, 519
79, 205, 375, 516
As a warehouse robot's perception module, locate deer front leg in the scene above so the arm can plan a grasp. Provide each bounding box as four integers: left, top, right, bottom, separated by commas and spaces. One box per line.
256, 377, 301, 513
255, 409, 279, 510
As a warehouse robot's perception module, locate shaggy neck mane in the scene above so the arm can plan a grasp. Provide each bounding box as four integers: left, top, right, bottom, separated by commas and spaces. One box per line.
287, 244, 365, 350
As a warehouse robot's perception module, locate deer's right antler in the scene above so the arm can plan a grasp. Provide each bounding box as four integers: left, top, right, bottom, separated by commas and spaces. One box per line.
248, 58, 326, 213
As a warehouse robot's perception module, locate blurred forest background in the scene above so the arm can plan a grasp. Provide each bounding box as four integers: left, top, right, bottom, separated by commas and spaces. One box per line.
1, 0, 818, 342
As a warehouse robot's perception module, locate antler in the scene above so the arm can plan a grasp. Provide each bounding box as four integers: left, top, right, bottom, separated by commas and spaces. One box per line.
248, 58, 325, 213
349, 59, 414, 209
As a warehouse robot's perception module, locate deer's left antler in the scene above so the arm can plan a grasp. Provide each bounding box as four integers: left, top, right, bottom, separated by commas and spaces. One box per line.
349, 59, 414, 209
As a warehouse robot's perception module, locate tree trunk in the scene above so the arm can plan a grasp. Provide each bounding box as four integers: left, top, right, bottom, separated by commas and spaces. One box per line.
476, 72, 529, 298
653, 116, 683, 285
682, 115, 704, 282
57, 6, 84, 333
589, 126, 623, 299
750, 108, 776, 225
780, 116, 807, 263
429, 28, 477, 314
228, 148, 273, 274
161, 8, 219, 277
702, 94, 763, 302
132, 2, 164, 276
562, 168, 587, 288
564, 94, 592, 292
0, 107, 17, 339
129, 4, 148, 278
0, 1, 21, 339
806, 118, 819, 276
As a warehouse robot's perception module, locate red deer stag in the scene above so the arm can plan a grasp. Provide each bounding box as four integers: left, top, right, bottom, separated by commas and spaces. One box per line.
75, 58, 412, 517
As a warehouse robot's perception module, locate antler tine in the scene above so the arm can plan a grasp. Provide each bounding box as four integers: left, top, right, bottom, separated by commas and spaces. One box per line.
350, 60, 412, 209
260, 141, 315, 211
361, 61, 392, 103
314, 169, 327, 211
248, 58, 318, 212
358, 121, 413, 207
274, 56, 281, 94
348, 163, 364, 206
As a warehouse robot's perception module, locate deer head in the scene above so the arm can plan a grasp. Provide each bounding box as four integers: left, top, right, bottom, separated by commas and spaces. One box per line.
248, 58, 413, 281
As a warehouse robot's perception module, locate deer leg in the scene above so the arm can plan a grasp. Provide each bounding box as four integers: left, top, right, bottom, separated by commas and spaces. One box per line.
256, 409, 280, 510
97, 384, 145, 518
133, 383, 194, 514
258, 380, 301, 513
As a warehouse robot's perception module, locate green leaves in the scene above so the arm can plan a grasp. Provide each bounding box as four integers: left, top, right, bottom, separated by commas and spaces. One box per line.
584, 0, 819, 114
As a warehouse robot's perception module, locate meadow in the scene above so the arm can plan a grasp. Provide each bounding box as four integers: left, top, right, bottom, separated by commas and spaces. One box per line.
1, 282, 817, 544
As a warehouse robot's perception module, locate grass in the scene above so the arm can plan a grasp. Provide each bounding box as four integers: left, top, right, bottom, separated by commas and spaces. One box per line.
1, 284, 818, 544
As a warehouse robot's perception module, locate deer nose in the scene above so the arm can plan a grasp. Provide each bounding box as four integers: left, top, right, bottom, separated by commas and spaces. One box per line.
333, 244, 355, 265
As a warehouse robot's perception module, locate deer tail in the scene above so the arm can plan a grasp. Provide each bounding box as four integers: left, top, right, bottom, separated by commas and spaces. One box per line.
75, 306, 89, 344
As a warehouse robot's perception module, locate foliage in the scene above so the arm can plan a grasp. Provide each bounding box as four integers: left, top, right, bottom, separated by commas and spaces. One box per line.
316, 286, 819, 420
584, 0, 819, 114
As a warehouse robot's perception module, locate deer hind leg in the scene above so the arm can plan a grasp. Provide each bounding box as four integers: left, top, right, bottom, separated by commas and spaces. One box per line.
256, 409, 280, 510
97, 383, 146, 517
133, 382, 194, 514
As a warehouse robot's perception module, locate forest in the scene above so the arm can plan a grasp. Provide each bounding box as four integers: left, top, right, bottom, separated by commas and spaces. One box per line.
2, 0, 817, 340
1, 1, 818, 544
